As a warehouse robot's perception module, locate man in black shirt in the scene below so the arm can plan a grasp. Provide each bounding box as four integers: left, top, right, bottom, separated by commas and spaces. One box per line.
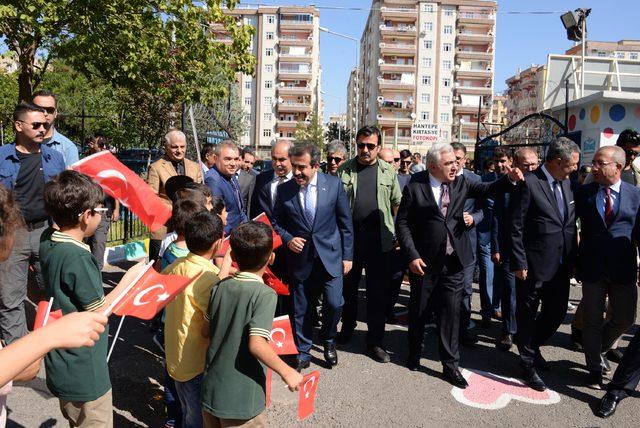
0, 103, 65, 343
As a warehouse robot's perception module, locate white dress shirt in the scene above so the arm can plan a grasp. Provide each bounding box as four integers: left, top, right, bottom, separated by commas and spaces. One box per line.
270, 170, 293, 207
596, 179, 621, 221
429, 173, 444, 209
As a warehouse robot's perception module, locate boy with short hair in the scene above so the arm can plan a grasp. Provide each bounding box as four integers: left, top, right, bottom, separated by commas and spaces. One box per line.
202, 222, 303, 427
163, 210, 224, 428
40, 170, 128, 427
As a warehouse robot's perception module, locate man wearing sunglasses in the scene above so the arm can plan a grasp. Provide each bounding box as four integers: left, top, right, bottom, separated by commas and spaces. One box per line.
336, 126, 402, 364
31, 90, 79, 167
0, 103, 65, 344
397, 149, 413, 190
325, 140, 347, 176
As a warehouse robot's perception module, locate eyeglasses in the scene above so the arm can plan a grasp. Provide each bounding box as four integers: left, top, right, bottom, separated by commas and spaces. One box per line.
400, 160, 412, 165
357, 143, 378, 151
327, 156, 343, 164
16, 120, 51, 130
393, 157, 400, 162
35, 106, 56, 115
591, 160, 615, 169
78, 207, 109, 217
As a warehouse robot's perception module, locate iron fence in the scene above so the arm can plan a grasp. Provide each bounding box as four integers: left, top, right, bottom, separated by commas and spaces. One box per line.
107, 207, 149, 244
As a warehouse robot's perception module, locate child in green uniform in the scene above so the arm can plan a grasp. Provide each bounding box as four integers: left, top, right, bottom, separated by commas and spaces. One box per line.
201, 222, 303, 427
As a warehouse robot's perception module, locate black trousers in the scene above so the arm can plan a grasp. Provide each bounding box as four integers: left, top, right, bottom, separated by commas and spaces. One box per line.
408, 254, 464, 370
515, 264, 570, 367
607, 327, 640, 398
342, 233, 391, 347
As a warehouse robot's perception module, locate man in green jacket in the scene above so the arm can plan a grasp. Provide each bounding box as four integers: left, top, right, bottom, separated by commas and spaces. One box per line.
336, 125, 402, 363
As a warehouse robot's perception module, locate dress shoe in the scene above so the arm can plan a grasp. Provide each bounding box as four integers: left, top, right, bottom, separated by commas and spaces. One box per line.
443, 367, 469, 389
497, 333, 513, 351
406, 356, 421, 371
596, 392, 622, 418
295, 359, 310, 372
570, 328, 583, 350
586, 371, 603, 390
460, 331, 478, 347
335, 328, 354, 344
521, 366, 546, 391
534, 350, 550, 371
600, 353, 612, 374
606, 348, 624, 364
366, 345, 390, 363
324, 343, 338, 367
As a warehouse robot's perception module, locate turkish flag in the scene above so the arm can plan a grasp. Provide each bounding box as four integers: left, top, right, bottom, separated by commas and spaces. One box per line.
216, 213, 283, 256
71, 151, 172, 232
270, 315, 298, 355
298, 371, 320, 421
265, 368, 272, 407
263, 267, 289, 296
111, 265, 199, 320
33, 299, 62, 330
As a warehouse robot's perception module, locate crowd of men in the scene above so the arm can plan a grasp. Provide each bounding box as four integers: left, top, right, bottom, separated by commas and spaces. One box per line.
1, 89, 640, 425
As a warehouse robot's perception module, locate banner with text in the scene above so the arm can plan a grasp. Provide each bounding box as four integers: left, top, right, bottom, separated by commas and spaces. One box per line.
411, 123, 439, 145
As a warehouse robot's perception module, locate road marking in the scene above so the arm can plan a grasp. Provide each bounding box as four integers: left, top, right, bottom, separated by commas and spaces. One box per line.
451, 369, 561, 410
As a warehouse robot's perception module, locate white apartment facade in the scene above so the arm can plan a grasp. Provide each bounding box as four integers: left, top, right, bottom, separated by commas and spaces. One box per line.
213, 6, 322, 156
357, 0, 497, 152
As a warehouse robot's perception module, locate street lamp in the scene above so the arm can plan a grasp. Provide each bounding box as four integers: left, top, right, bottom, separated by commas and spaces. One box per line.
561, 8, 591, 96
321, 90, 346, 142
319, 26, 359, 157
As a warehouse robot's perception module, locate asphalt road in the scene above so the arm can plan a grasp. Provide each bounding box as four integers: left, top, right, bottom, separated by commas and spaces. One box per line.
5, 263, 639, 427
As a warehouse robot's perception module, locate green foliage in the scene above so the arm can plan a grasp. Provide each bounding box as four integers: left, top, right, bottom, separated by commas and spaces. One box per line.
324, 122, 351, 145
293, 113, 324, 149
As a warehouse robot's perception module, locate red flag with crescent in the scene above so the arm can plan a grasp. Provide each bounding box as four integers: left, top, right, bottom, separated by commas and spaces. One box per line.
217, 212, 283, 256
298, 371, 320, 421
263, 267, 289, 296
111, 266, 199, 320
71, 151, 172, 232
270, 315, 298, 355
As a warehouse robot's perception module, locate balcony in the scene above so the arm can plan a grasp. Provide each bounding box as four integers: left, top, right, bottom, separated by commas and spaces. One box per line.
455, 49, 493, 60
382, 0, 417, 5
280, 17, 313, 30
278, 69, 312, 80
379, 42, 416, 55
380, 6, 418, 20
378, 77, 415, 92
453, 103, 491, 114
379, 99, 413, 110
213, 37, 233, 45
279, 36, 314, 47
277, 119, 305, 129
379, 62, 416, 73
456, 31, 494, 44
457, 12, 496, 25
379, 24, 417, 37
455, 68, 493, 78
454, 85, 492, 96
279, 52, 313, 62
277, 85, 313, 95
277, 101, 312, 113
376, 115, 414, 127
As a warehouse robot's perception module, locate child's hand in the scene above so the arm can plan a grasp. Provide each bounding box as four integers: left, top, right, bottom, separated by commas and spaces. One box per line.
281, 367, 304, 392
43, 312, 108, 349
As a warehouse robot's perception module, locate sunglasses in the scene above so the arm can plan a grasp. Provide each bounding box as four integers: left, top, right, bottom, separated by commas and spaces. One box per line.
357, 143, 378, 151
37, 106, 56, 115
393, 158, 400, 162
327, 156, 343, 164
400, 160, 412, 165
16, 120, 51, 130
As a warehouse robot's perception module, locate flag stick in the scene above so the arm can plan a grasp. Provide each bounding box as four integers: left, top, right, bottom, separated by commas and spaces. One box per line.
102, 260, 155, 316
42, 297, 54, 326
107, 316, 126, 362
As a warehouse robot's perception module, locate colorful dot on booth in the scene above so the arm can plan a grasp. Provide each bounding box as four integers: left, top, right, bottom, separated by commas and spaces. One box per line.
579, 108, 586, 120
635, 106, 640, 119
603, 127, 614, 138
568, 115, 577, 131
590, 105, 600, 124
609, 104, 626, 122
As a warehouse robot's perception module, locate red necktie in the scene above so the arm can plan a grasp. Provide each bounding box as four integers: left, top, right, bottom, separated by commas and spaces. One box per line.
604, 187, 614, 227
440, 184, 454, 255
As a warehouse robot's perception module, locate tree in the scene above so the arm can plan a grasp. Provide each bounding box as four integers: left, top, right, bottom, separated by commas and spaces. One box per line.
293, 113, 324, 149
324, 122, 350, 144
0, 1, 255, 103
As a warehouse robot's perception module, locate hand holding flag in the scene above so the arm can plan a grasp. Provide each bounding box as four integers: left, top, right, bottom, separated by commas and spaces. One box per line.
298, 371, 320, 420
33, 298, 62, 330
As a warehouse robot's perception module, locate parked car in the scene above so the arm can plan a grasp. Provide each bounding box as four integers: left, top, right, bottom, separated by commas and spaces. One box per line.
253, 159, 273, 174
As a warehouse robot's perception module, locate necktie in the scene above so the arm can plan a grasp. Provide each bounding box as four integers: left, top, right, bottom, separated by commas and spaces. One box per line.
604, 187, 614, 227
278, 176, 286, 184
230, 176, 243, 212
304, 184, 315, 226
440, 184, 454, 255
552, 180, 566, 221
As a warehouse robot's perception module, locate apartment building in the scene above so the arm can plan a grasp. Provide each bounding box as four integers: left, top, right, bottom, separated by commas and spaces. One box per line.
346, 68, 358, 138
490, 92, 508, 137
356, 0, 497, 152
565, 39, 640, 60
504, 64, 545, 124
212, 5, 322, 156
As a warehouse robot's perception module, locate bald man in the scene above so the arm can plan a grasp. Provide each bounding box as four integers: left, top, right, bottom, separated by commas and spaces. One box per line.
378, 148, 396, 169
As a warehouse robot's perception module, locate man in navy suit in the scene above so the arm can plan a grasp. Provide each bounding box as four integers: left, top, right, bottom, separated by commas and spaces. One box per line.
574, 145, 640, 390
250, 140, 293, 220
272, 144, 354, 371
509, 137, 580, 391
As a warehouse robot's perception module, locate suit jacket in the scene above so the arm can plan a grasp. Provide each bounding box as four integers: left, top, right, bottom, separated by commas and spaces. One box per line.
205, 166, 247, 234
491, 179, 521, 258
147, 156, 203, 205
462, 169, 483, 256
575, 181, 640, 284
509, 166, 576, 282
272, 172, 354, 282
396, 171, 510, 273
237, 169, 256, 217
251, 170, 276, 220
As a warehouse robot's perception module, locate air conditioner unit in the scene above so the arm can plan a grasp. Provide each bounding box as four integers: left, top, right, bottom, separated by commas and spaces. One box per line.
377, 114, 383, 119
377, 96, 384, 103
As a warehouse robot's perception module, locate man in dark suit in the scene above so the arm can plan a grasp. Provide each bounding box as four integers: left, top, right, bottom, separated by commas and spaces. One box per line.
250, 140, 293, 220
509, 137, 580, 391
272, 144, 354, 371
237, 149, 256, 217
574, 145, 640, 389
396, 143, 522, 388
491, 147, 539, 350
451, 142, 483, 345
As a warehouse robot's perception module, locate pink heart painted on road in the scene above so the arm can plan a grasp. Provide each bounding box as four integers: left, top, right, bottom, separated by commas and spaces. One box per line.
451, 369, 560, 410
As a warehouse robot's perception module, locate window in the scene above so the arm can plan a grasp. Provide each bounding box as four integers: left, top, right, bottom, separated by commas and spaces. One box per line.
597, 51, 606, 57
244, 97, 252, 106
263, 113, 272, 121
244, 81, 252, 90
442, 78, 451, 87
442, 60, 452, 70
616, 52, 625, 58
631, 53, 639, 60
441, 130, 449, 140
421, 111, 430, 121
267, 15, 275, 24
424, 40, 432, 49
264, 96, 273, 106
266, 48, 273, 56
441, 95, 451, 105
423, 4, 434, 12
266, 32, 274, 40
444, 8, 454, 17
423, 22, 433, 32
422, 75, 432, 85
440, 113, 450, 123
443, 43, 452, 52
265, 64, 273, 73
263, 129, 272, 137
421, 93, 431, 103
265, 80, 273, 89
444, 25, 453, 35
422, 57, 432, 67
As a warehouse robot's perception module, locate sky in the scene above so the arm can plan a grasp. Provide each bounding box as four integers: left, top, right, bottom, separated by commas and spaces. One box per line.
247, 0, 640, 121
